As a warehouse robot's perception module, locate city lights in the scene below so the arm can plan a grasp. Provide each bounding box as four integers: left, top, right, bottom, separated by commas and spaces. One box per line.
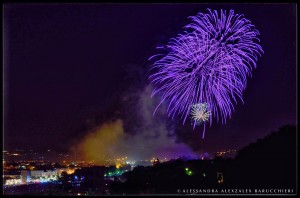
5, 179, 22, 186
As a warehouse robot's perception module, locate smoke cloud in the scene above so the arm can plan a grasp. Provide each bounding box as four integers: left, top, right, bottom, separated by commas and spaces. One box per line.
74, 84, 198, 164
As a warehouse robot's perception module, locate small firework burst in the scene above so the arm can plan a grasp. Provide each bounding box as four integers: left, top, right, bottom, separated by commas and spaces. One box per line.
190, 103, 212, 126
190, 103, 212, 139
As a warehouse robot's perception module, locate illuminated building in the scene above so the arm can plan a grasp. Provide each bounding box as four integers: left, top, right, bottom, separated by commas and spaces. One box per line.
30, 170, 57, 178
5, 178, 22, 186
20, 170, 58, 184
21, 170, 30, 184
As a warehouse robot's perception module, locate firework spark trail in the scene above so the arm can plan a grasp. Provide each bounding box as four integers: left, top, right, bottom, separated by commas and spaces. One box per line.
190, 103, 212, 138
149, 9, 263, 138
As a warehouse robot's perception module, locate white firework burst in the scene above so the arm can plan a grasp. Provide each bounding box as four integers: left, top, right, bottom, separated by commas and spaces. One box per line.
190, 103, 212, 125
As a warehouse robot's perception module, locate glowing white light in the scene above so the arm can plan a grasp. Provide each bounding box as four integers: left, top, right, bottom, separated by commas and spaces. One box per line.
190, 103, 212, 124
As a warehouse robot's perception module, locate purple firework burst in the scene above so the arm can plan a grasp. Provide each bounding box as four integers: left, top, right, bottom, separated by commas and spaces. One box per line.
149, 9, 263, 138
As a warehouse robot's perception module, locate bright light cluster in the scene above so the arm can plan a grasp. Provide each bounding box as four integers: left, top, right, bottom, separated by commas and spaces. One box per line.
185, 167, 193, 176
5, 179, 22, 186
190, 103, 212, 126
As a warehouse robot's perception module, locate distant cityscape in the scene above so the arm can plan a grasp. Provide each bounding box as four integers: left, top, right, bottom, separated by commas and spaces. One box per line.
3, 148, 237, 195
3, 148, 237, 162
2, 125, 296, 195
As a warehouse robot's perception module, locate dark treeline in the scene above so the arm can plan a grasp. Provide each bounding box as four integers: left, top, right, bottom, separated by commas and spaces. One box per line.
109, 125, 296, 194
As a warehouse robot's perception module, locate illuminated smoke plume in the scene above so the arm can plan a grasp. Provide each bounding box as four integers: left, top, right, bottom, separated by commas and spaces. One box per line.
75, 85, 198, 164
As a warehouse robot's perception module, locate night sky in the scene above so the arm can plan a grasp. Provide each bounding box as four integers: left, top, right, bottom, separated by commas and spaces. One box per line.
3, 4, 296, 156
